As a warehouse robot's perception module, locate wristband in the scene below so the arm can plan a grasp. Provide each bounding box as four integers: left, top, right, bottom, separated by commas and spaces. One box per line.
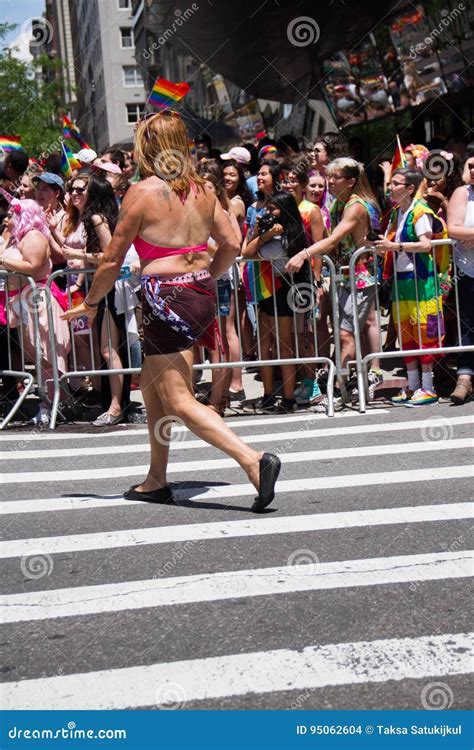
304, 248, 311, 260
399, 242, 403, 253
83, 297, 99, 310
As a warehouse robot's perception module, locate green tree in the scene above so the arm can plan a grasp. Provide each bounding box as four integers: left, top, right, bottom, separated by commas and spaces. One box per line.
0, 23, 65, 157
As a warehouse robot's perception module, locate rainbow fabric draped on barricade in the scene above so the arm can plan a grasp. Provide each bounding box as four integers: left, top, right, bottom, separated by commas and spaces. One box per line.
243, 261, 282, 304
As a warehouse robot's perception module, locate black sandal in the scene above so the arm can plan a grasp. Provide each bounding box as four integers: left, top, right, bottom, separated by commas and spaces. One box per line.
251, 453, 281, 513
123, 484, 174, 504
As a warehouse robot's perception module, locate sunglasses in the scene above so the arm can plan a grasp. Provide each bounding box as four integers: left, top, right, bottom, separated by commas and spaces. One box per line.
69, 186, 86, 194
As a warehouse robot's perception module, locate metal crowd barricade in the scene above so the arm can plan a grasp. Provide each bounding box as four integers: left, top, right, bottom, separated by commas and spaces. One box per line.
205, 255, 340, 417
46, 256, 341, 428
349, 239, 474, 413
0, 272, 43, 429
46, 267, 141, 429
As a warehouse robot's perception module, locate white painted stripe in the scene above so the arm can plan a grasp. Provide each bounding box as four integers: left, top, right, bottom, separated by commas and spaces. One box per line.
1, 550, 471, 624
2, 465, 472, 515
3, 632, 471, 710
0, 409, 385, 444
3, 438, 471, 484
1, 502, 471, 559
1, 414, 472, 461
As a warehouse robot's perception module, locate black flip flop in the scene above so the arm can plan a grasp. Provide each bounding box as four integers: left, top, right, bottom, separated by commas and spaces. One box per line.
251, 453, 281, 513
123, 484, 174, 504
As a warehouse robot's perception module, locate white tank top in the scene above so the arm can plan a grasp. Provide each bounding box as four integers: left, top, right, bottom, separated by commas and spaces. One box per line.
455, 184, 474, 278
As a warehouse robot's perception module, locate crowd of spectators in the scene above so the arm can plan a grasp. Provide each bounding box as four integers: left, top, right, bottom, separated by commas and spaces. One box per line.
0, 126, 473, 426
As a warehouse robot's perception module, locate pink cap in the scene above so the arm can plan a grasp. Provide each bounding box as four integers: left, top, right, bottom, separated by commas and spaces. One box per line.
92, 159, 122, 175
220, 147, 251, 164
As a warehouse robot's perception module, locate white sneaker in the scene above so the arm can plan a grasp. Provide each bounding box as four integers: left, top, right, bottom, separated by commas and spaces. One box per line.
92, 411, 124, 426
29, 405, 50, 426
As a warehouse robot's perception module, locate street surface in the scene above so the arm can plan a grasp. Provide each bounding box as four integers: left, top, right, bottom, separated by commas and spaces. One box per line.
0, 402, 473, 710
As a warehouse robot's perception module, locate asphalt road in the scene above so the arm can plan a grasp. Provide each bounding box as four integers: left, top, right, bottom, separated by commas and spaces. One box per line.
0, 401, 472, 711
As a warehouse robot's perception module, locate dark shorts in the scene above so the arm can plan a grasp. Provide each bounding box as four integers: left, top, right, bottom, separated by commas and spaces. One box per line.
258, 276, 294, 317
143, 276, 217, 356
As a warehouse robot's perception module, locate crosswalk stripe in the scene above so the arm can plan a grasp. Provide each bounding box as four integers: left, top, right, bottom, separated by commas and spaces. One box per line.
0, 409, 387, 444
2, 464, 472, 515
1, 502, 471, 559
1, 414, 470, 458
2, 550, 471, 624
2, 438, 471, 484
3, 631, 470, 710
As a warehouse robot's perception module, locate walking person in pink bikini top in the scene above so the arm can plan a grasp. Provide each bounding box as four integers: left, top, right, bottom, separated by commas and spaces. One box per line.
62, 109, 280, 511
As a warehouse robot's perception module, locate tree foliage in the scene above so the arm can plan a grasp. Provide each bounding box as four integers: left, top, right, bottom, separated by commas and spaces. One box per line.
0, 23, 65, 157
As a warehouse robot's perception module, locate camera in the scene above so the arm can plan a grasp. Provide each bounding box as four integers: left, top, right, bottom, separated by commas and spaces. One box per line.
257, 213, 278, 234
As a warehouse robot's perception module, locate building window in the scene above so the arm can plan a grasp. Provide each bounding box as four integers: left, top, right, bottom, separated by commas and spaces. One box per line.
126, 103, 145, 124
120, 28, 134, 48
123, 66, 141, 86
118, 0, 131, 7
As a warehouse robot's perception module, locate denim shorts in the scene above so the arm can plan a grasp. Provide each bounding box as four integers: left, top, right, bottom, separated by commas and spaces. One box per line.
217, 278, 232, 317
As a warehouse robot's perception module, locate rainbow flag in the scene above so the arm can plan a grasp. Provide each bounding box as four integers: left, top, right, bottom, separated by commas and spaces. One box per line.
0, 135, 22, 152
148, 77, 190, 109
391, 134, 406, 173
242, 260, 282, 304
60, 142, 82, 177
62, 115, 89, 149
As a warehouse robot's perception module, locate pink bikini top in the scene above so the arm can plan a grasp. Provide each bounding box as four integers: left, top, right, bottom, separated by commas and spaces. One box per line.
134, 237, 208, 261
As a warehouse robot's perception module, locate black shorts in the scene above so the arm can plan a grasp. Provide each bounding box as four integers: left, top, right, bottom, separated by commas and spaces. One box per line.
258, 276, 294, 317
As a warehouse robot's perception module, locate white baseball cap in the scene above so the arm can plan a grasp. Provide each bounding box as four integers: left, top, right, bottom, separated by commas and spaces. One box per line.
77, 148, 98, 164
220, 147, 251, 164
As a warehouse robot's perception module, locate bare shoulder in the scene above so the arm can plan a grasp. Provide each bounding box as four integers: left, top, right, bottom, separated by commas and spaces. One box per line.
450, 185, 468, 203
21, 230, 48, 252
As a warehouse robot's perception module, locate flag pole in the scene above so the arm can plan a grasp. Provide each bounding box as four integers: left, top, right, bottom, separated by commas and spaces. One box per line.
396, 134, 406, 168
61, 142, 72, 177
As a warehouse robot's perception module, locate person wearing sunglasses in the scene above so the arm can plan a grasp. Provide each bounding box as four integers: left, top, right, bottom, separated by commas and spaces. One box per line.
447, 155, 474, 404
61, 109, 281, 510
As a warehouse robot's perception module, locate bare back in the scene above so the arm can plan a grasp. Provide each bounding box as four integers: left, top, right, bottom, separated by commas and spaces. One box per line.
133, 176, 216, 276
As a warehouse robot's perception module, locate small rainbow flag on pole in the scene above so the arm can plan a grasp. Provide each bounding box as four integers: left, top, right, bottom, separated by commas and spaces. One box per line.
148, 77, 190, 109
60, 142, 82, 178
0, 135, 22, 152
391, 134, 406, 172
62, 115, 90, 149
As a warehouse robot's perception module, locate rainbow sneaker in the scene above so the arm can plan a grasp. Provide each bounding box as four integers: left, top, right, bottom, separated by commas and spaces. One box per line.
405, 388, 438, 407
390, 388, 413, 404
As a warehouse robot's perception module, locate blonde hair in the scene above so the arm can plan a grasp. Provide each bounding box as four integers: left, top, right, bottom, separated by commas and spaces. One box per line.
134, 110, 205, 196
327, 157, 379, 207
